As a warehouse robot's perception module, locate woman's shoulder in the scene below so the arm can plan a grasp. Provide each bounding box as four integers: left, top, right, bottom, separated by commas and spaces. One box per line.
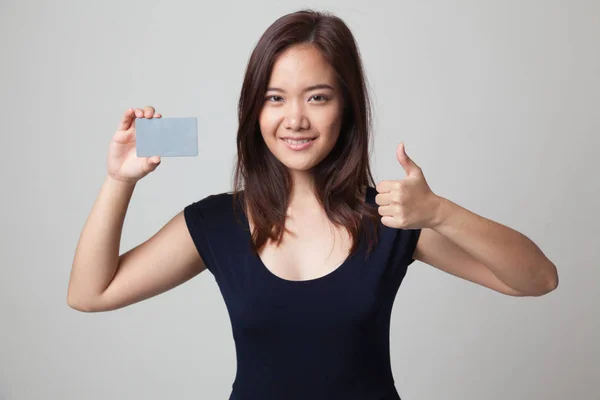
184, 190, 242, 220
186, 190, 232, 207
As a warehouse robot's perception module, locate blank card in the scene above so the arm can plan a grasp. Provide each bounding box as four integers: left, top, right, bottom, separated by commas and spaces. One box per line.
135, 117, 198, 157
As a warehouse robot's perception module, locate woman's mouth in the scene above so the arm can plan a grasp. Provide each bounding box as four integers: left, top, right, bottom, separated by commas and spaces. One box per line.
281, 137, 317, 151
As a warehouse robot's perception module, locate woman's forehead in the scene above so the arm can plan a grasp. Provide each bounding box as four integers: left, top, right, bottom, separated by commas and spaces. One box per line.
268, 46, 336, 89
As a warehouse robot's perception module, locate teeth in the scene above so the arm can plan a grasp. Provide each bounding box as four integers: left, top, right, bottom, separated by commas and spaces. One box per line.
284, 138, 312, 145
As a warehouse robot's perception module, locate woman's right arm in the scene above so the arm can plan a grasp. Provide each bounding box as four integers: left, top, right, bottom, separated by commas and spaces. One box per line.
67, 106, 206, 313
67, 177, 206, 313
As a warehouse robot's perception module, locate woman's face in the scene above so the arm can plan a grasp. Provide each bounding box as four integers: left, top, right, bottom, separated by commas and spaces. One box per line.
258, 44, 344, 174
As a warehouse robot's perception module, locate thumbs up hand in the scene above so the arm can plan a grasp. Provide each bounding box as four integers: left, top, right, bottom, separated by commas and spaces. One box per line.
375, 142, 444, 230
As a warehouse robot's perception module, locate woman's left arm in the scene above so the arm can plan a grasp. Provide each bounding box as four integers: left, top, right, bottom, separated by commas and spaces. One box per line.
376, 142, 558, 297
427, 196, 559, 296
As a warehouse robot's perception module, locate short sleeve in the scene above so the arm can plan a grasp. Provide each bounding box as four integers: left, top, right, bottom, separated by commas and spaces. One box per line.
385, 226, 422, 280
402, 228, 421, 267
183, 196, 219, 277
182, 192, 243, 280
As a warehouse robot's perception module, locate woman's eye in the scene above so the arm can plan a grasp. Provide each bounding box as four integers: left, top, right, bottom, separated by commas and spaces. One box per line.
265, 94, 329, 103
310, 94, 328, 102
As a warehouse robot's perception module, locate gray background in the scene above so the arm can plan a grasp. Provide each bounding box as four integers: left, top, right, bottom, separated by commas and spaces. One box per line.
1, 0, 598, 399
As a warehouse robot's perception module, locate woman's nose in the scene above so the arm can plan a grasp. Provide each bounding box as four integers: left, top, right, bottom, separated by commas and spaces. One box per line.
283, 103, 309, 130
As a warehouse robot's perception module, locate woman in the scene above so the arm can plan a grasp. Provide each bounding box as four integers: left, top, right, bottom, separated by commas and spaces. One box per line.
68, 9, 558, 400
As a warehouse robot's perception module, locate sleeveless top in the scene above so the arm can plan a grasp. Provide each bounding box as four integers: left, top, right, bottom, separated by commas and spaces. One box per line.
183, 186, 421, 400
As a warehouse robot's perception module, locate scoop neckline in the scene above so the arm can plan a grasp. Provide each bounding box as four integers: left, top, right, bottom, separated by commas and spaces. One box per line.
239, 186, 375, 285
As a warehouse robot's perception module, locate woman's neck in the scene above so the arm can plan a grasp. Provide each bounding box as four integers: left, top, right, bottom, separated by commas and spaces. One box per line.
288, 169, 317, 205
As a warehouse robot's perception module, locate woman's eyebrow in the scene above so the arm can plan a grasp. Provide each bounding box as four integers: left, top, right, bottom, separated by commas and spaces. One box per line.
266, 84, 334, 93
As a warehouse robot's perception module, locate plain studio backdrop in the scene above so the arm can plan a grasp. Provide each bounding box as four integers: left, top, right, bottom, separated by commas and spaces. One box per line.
1, 0, 598, 399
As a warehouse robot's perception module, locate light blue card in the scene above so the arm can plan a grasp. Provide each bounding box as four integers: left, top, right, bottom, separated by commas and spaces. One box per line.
135, 117, 198, 157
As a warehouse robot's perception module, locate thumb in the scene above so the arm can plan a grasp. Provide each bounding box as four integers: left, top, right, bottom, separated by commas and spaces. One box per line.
396, 142, 419, 176
147, 156, 161, 169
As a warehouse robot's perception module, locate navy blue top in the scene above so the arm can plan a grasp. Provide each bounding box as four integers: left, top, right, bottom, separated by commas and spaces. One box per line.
184, 186, 421, 400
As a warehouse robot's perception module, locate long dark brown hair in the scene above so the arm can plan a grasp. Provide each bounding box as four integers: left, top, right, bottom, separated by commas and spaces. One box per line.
232, 9, 380, 258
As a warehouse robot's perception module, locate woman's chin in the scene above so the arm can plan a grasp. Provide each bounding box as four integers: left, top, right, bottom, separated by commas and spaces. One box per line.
281, 161, 317, 173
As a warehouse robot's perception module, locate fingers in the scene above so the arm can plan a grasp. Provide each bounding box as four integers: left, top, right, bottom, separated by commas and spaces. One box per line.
134, 108, 144, 118
375, 192, 393, 206
117, 106, 160, 135
376, 180, 401, 194
377, 204, 395, 217
124, 106, 160, 122
375, 190, 404, 207
144, 106, 155, 118
117, 108, 136, 131
132, 106, 155, 119
146, 156, 161, 171
127, 106, 160, 132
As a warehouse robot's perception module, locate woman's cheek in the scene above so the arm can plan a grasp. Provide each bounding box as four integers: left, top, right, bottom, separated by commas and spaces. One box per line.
316, 110, 342, 134
258, 113, 278, 136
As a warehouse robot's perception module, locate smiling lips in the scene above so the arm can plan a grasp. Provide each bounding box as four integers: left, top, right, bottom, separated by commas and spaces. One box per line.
281, 137, 317, 151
